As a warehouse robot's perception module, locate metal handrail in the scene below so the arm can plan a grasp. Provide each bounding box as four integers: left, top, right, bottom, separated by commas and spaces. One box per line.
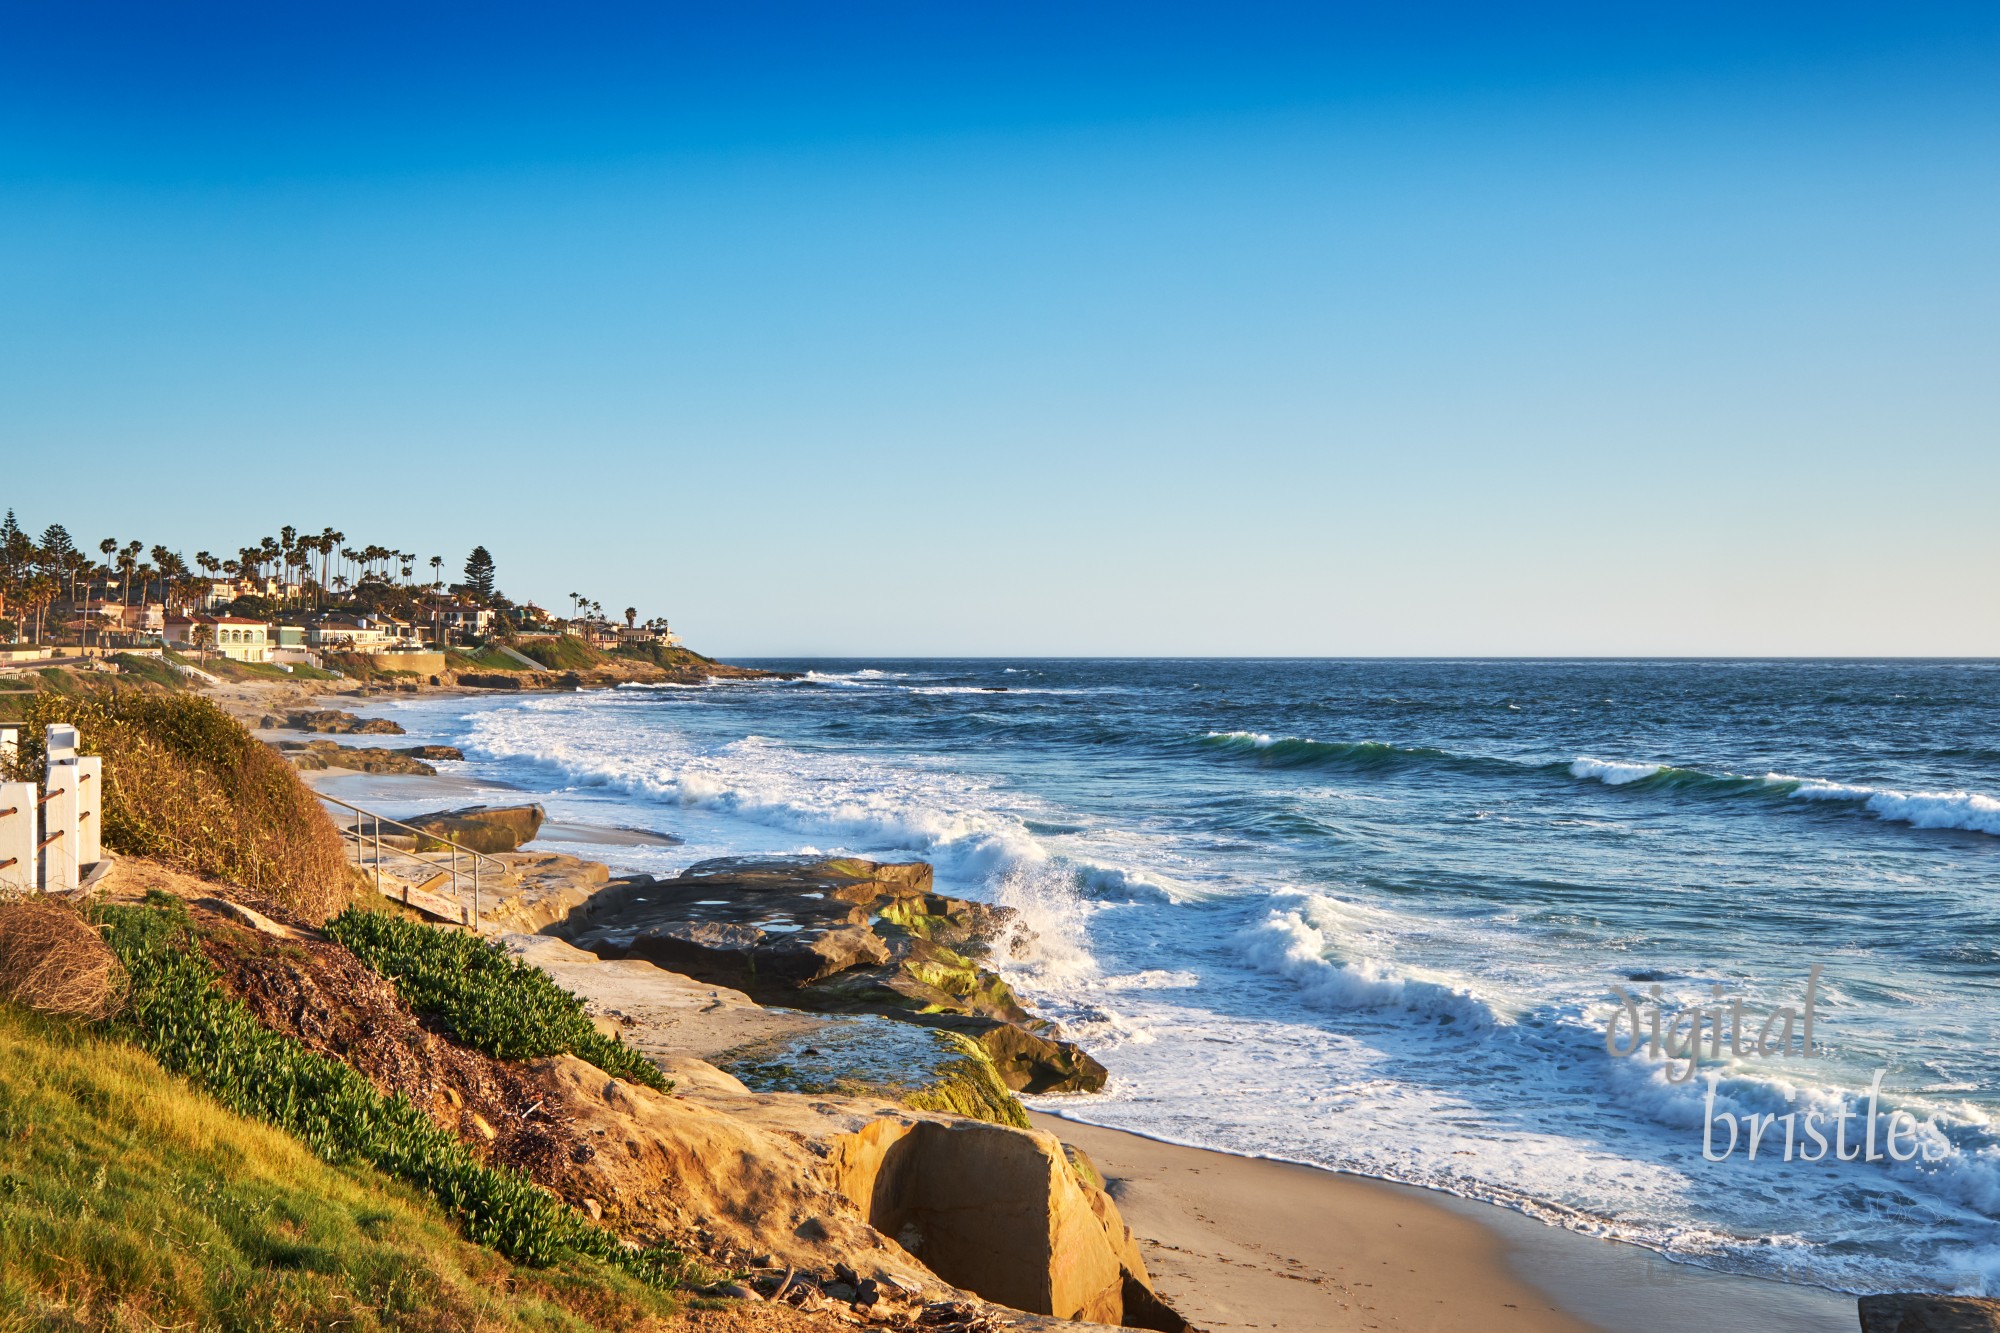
314, 791, 508, 924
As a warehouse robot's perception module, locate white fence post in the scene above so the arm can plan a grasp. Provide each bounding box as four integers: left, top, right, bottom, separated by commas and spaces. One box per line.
41, 755, 79, 892
45, 723, 79, 763
72, 755, 102, 870
0, 781, 33, 892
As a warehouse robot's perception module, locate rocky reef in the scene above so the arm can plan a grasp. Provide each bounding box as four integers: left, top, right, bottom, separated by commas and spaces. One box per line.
269, 707, 408, 734
277, 739, 463, 774
1860, 1295, 2000, 1332
552, 856, 1107, 1096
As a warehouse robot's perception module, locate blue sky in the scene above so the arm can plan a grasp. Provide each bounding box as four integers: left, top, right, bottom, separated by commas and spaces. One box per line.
3, 2, 1995, 655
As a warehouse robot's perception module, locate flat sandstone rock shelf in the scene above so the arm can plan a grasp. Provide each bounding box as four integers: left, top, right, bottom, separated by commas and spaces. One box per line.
552, 856, 1108, 1096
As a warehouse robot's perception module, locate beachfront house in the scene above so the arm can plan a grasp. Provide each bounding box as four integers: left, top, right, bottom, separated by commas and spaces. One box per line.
306, 613, 416, 651
616, 622, 678, 648
270, 623, 321, 669
164, 614, 272, 663
437, 605, 495, 644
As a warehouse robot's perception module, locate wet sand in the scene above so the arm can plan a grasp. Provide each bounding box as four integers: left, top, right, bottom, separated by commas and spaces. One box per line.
1030, 1112, 1855, 1333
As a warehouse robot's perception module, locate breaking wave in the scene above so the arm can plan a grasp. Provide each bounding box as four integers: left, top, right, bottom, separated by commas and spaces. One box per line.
1199, 730, 1472, 772
1571, 756, 2000, 837
1234, 892, 1502, 1028
460, 700, 1193, 985
1202, 731, 2000, 838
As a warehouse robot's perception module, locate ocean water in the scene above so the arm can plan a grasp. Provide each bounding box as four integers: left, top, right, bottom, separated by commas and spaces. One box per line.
367, 659, 2000, 1296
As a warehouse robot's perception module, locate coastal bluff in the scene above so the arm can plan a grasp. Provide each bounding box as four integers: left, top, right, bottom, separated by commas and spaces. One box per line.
104, 850, 1188, 1330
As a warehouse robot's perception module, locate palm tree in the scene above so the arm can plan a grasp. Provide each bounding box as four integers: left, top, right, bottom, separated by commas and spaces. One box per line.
168, 574, 204, 617
149, 546, 175, 601
319, 529, 343, 603
116, 544, 140, 606
19, 574, 56, 645
624, 607, 637, 628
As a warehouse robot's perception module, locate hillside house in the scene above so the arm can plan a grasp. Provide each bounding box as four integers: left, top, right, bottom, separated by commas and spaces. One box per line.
165, 614, 271, 664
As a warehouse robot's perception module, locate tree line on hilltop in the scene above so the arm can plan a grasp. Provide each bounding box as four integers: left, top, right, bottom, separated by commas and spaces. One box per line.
0, 510, 667, 649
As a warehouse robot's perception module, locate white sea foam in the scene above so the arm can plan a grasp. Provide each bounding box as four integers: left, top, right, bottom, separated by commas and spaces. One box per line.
458, 697, 1209, 990
1786, 780, 2000, 837
1234, 893, 1502, 1028
1571, 756, 1666, 785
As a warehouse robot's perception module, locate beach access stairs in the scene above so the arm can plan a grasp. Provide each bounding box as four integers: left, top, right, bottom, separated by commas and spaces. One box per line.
493, 643, 546, 671
316, 791, 513, 930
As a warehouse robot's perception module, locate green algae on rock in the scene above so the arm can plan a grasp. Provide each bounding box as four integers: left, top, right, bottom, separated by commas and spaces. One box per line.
717, 1017, 1030, 1129
554, 856, 1107, 1096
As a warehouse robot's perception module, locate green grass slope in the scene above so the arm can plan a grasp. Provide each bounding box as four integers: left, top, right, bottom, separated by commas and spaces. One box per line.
0, 1003, 682, 1331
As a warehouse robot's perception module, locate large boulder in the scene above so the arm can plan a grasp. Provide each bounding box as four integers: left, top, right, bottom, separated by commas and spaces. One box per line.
452, 671, 526, 690
1860, 1296, 2000, 1332
920, 1014, 1113, 1096
540, 1055, 1191, 1328
534, 1053, 939, 1288
405, 804, 545, 853
695, 1083, 1193, 1331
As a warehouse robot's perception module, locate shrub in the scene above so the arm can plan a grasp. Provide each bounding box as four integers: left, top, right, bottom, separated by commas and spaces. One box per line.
13, 692, 353, 921
98, 896, 692, 1287
0, 898, 126, 1020
324, 909, 670, 1093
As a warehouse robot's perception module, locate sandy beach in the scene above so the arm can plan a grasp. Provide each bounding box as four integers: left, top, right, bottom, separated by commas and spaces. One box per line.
1031, 1112, 1856, 1333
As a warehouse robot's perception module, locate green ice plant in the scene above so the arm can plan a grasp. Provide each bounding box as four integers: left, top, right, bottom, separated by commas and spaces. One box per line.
323, 908, 671, 1093
100, 895, 690, 1287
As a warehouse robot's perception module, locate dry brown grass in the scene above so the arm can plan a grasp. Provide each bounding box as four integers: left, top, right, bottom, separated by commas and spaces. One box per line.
0, 896, 126, 1019
12, 690, 354, 922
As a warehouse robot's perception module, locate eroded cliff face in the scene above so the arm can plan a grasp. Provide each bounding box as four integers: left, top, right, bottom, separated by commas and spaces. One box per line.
156, 857, 1188, 1330
547, 1053, 1190, 1331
